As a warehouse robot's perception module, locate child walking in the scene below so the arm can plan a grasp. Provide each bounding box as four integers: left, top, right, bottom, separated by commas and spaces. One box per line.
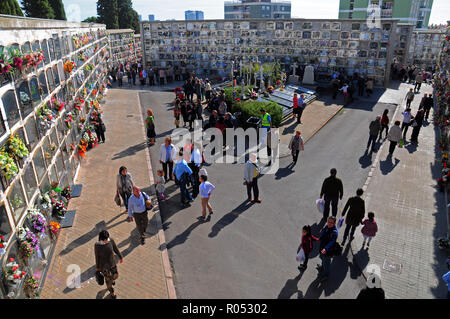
199, 175, 214, 220
297, 225, 319, 271
155, 170, 166, 200
361, 212, 378, 248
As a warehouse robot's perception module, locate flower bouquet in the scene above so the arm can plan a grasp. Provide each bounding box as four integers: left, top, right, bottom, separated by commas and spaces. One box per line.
51, 95, 65, 113
49, 221, 61, 235
61, 185, 72, 201
24, 276, 40, 298
4, 258, 26, 285
77, 140, 87, 159
64, 60, 76, 74
18, 227, 40, 259
40, 189, 59, 210
0, 150, 18, 181
0, 235, 7, 256
28, 209, 48, 235
53, 200, 67, 218
64, 112, 74, 128
72, 36, 81, 49
6, 134, 29, 161
36, 103, 55, 128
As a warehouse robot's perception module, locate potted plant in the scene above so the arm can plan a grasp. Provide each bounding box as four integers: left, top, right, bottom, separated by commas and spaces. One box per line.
0, 151, 18, 187
61, 185, 72, 202
53, 200, 67, 219
5, 134, 29, 168
49, 221, 61, 238
4, 258, 26, 291
17, 227, 40, 261
64, 60, 76, 74
23, 276, 40, 299
28, 209, 48, 235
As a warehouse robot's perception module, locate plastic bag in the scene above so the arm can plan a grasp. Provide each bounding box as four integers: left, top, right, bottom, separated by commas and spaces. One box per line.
114, 193, 121, 207
398, 139, 404, 148
337, 217, 345, 229
316, 199, 325, 213
296, 248, 305, 263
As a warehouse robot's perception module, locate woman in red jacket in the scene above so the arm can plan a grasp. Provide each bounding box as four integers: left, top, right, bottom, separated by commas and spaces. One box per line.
297, 225, 319, 271
379, 109, 389, 140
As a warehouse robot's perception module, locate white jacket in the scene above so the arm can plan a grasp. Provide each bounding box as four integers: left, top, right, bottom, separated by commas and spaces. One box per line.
159, 144, 177, 163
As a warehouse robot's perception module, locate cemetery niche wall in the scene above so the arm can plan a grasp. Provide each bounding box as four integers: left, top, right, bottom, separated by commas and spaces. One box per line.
0, 15, 109, 299
142, 19, 398, 87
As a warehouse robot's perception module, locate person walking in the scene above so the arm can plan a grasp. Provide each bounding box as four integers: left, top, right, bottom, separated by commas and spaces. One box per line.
244, 153, 261, 203
116, 166, 134, 212
414, 72, 423, 92
331, 78, 340, 100
172, 150, 194, 206
131, 68, 136, 86
288, 130, 304, 166
404, 88, 414, 108
91, 111, 106, 143
159, 137, 177, 182
117, 69, 123, 87
173, 99, 181, 128
186, 102, 195, 131
180, 100, 188, 127
339, 83, 349, 103
155, 169, 166, 201
159, 68, 165, 86
320, 168, 344, 219
341, 188, 365, 245
205, 79, 212, 103
317, 216, 338, 281
367, 116, 381, 153
401, 108, 413, 140
189, 143, 202, 198
387, 120, 402, 156
199, 175, 215, 220
361, 212, 378, 248
423, 94, 433, 121
260, 108, 272, 147
419, 93, 428, 110
358, 76, 366, 97
365, 78, 374, 97
296, 94, 305, 124
145, 109, 156, 146
148, 68, 155, 86
292, 93, 299, 121
297, 225, 319, 271
127, 186, 151, 245
379, 109, 390, 140
410, 109, 425, 143
94, 230, 123, 299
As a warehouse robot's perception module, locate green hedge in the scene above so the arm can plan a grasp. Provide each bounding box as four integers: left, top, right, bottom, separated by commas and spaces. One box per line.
224, 86, 254, 106
231, 100, 283, 127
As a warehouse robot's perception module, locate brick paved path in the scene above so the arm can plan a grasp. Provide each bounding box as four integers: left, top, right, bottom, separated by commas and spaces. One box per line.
350, 82, 449, 298
40, 89, 171, 299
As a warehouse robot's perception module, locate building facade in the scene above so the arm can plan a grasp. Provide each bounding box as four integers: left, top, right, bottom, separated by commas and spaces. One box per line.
0, 15, 109, 298
339, 0, 434, 29
407, 29, 444, 70
185, 11, 205, 21
224, 0, 291, 20
107, 29, 138, 68
148, 15, 155, 21
141, 18, 398, 87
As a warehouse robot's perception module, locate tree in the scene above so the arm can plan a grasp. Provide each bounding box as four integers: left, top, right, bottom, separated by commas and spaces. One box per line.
97, 0, 119, 29
82, 16, 99, 23
0, 0, 24, 16
48, 0, 66, 20
117, 0, 140, 33
21, 0, 55, 19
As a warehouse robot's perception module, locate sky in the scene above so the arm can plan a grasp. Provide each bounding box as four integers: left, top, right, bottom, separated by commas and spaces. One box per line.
61, 0, 449, 25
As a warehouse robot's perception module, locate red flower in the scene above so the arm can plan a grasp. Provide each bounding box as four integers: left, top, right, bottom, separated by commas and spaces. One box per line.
0, 243, 3, 248
13, 274, 18, 279
21, 271, 26, 276
9, 258, 14, 262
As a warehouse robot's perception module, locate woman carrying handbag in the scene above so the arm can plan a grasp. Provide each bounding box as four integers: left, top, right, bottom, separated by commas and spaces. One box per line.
116, 166, 134, 216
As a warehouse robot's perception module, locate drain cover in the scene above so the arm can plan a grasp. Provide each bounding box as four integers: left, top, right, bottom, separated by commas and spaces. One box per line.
127, 115, 134, 118
383, 259, 402, 274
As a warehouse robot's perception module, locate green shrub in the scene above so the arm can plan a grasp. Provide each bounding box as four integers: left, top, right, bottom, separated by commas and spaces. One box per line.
231, 100, 283, 127
224, 86, 254, 106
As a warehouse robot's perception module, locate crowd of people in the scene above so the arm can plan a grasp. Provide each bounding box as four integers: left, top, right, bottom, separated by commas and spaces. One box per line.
330, 72, 374, 104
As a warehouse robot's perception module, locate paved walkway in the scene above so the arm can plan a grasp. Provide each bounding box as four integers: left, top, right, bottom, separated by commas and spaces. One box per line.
41, 89, 173, 299
350, 82, 449, 298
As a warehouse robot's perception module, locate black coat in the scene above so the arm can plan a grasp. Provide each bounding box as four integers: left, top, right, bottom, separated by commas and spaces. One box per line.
342, 196, 365, 226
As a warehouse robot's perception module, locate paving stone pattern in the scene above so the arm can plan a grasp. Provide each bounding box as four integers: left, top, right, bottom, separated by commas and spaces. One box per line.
40, 89, 169, 299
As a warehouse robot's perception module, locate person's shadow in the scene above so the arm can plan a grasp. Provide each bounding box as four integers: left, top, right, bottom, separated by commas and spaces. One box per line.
164, 219, 204, 249
359, 150, 372, 169
275, 166, 296, 180
379, 154, 400, 175
405, 142, 418, 154
208, 200, 253, 238
277, 272, 304, 299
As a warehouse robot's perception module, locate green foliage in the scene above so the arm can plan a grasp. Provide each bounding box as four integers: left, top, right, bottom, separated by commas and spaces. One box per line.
118, 0, 140, 33
21, 0, 55, 19
231, 100, 283, 127
0, 0, 23, 16
223, 85, 254, 106
48, 0, 66, 20
97, 0, 119, 29
82, 16, 99, 23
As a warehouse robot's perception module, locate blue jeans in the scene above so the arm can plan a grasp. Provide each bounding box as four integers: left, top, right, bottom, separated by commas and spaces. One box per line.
179, 174, 193, 203
120, 193, 130, 209
320, 253, 332, 277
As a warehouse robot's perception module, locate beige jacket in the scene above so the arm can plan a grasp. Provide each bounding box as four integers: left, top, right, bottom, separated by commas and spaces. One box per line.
387, 125, 402, 142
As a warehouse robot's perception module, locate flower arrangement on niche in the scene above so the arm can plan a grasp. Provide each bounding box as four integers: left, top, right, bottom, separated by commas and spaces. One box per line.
61, 185, 72, 201
5, 134, 29, 161
53, 200, 67, 218
4, 258, 25, 284
17, 227, 40, 259
24, 276, 40, 298
28, 209, 48, 235
0, 235, 7, 256
64, 112, 74, 128
0, 151, 18, 181
51, 95, 65, 113
49, 221, 61, 235
64, 60, 76, 74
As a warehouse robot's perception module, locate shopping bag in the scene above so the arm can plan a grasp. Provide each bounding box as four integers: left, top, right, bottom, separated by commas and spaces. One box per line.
95, 270, 104, 286
114, 193, 121, 207
337, 217, 344, 229
296, 248, 305, 263
398, 139, 404, 148
316, 199, 325, 213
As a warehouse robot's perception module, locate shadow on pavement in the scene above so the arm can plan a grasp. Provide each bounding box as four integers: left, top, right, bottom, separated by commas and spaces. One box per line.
112, 142, 148, 160
275, 166, 296, 180
405, 142, 418, 154
59, 221, 107, 256
359, 150, 372, 169
165, 220, 204, 249
208, 200, 253, 238
379, 155, 400, 175
117, 228, 141, 258
277, 272, 304, 299
96, 289, 109, 299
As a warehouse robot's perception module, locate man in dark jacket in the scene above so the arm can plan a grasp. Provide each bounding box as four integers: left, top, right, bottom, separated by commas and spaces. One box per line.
367, 116, 381, 154
320, 168, 344, 219
341, 188, 365, 245
317, 216, 338, 281
423, 94, 433, 121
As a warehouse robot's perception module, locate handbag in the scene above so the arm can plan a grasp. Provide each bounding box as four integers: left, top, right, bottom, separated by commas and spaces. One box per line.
114, 192, 121, 206
411, 120, 418, 127
101, 123, 106, 132
142, 192, 152, 210
95, 270, 104, 285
